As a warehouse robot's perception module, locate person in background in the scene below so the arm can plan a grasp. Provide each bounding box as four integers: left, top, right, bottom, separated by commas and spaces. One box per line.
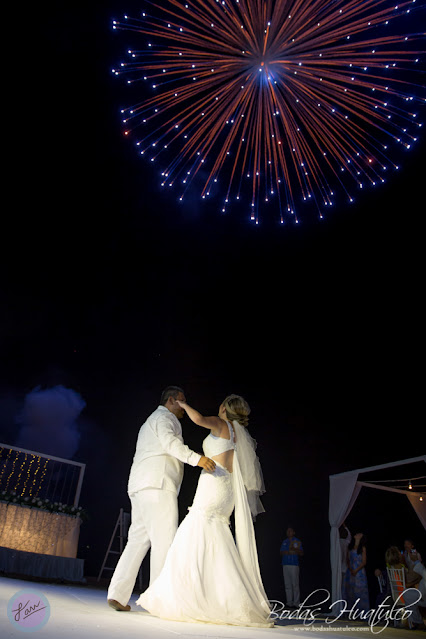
413, 560, 426, 627
386, 545, 421, 588
280, 526, 304, 608
386, 545, 424, 629
345, 532, 369, 613
403, 538, 423, 570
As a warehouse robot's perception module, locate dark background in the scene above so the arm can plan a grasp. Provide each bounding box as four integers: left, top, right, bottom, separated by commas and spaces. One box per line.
1, 1, 425, 604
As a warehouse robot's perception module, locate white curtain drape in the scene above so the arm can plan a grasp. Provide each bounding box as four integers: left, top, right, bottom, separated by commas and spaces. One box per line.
406, 493, 426, 530
0, 502, 81, 558
329, 472, 361, 615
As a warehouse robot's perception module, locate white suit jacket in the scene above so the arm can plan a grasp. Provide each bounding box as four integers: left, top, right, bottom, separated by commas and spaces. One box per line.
128, 406, 201, 495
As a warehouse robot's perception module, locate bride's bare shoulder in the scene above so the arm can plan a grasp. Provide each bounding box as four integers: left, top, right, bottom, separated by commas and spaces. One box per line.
211, 418, 231, 438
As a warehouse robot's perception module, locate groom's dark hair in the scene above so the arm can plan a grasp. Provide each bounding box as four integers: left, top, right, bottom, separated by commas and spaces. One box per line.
160, 386, 185, 406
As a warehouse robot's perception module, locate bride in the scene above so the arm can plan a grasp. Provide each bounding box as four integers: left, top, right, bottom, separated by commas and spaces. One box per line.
136, 394, 273, 628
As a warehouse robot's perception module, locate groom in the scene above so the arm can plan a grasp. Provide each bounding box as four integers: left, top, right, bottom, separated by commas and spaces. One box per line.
107, 386, 216, 611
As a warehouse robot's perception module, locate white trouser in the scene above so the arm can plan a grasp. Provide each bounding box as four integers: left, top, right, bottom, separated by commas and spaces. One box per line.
283, 564, 300, 606
107, 488, 178, 606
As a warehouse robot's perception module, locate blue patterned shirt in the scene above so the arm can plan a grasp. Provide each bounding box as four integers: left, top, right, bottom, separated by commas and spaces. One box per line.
280, 537, 303, 566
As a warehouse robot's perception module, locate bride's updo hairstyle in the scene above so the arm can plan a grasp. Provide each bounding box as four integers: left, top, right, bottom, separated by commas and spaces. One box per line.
222, 394, 251, 427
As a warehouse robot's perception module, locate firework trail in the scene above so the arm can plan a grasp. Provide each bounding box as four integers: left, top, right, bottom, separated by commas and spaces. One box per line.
112, 0, 425, 223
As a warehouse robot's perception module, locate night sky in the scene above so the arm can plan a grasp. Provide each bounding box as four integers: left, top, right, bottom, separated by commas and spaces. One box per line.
1, 2, 425, 602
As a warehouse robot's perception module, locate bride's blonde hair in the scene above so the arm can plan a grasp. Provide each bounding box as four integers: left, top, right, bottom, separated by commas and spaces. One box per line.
222, 394, 251, 427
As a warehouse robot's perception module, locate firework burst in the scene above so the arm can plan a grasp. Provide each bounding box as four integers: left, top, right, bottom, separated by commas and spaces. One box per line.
112, 0, 425, 223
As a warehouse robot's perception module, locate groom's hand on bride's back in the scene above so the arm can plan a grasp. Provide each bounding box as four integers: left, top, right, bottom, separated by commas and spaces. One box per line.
197, 456, 216, 472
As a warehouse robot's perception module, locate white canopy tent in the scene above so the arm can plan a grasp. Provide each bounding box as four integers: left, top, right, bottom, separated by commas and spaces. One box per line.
329, 455, 426, 614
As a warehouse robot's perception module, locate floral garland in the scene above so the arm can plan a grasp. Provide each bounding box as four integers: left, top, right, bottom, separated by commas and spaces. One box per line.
0, 490, 88, 520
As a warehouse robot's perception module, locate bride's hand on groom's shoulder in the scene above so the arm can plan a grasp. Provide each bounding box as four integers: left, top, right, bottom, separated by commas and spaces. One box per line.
197, 456, 216, 472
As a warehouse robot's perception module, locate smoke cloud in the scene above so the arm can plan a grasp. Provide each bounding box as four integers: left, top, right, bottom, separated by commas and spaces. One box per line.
15, 385, 86, 459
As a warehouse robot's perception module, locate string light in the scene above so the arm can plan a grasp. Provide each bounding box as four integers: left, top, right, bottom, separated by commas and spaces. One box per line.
29, 455, 42, 497
1, 446, 85, 519
21, 454, 36, 497
4, 450, 20, 492
35, 459, 50, 498
1, 449, 50, 499
0, 447, 12, 486
14, 452, 28, 491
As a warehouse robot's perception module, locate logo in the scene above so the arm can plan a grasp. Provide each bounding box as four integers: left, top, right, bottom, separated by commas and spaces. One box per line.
7, 589, 51, 632
269, 588, 421, 634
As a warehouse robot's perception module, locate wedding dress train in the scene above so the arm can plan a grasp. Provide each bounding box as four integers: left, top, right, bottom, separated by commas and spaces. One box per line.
136, 421, 273, 627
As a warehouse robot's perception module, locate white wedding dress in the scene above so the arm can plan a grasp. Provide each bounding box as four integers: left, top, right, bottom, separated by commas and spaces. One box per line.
136, 421, 273, 627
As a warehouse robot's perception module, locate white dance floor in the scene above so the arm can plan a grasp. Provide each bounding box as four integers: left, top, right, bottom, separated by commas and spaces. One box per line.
0, 576, 417, 639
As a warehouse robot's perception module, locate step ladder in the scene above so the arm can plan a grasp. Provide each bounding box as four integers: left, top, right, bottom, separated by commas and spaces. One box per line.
97, 508, 143, 590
